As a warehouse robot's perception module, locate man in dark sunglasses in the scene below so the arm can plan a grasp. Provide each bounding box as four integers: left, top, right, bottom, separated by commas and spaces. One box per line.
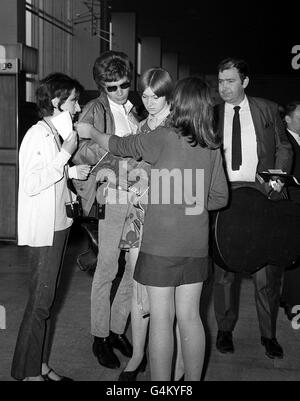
105, 81, 131, 93
72, 50, 139, 370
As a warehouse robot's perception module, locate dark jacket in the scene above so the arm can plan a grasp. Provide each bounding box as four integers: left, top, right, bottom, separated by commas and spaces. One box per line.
287, 130, 300, 203
72, 92, 139, 214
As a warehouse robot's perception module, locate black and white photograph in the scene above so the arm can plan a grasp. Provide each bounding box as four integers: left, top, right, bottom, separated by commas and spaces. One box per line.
0, 0, 299, 386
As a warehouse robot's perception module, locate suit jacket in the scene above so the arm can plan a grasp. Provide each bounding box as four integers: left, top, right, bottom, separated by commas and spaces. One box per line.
287, 130, 300, 203
215, 96, 293, 196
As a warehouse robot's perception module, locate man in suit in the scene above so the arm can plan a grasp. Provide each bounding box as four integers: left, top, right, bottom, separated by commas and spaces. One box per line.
280, 101, 300, 320
213, 58, 292, 359
284, 102, 300, 203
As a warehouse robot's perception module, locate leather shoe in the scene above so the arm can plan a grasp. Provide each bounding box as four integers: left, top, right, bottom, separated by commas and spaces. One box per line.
216, 330, 234, 354
118, 355, 147, 381
109, 331, 133, 358
261, 337, 283, 359
42, 368, 73, 382
93, 337, 120, 369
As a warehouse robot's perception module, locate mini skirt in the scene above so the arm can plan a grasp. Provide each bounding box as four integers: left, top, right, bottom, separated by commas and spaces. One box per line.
134, 251, 211, 287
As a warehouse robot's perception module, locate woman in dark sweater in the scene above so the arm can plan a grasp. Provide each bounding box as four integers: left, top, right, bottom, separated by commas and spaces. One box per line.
78, 76, 228, 380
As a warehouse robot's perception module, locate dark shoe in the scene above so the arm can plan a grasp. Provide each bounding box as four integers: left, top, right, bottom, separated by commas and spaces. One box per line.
118, 355, 147, 381
93, 336, 120, 369
261, 337, 283, 359
216, 330, 234, 354
109, 331, 133, 358
42, 368, 73, 382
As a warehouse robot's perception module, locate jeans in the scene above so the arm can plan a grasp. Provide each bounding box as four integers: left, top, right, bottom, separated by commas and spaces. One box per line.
11, 229, 70, 380
91, 202, 134, 338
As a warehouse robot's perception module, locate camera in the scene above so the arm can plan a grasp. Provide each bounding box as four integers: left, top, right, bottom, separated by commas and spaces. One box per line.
65, 199, 83, 218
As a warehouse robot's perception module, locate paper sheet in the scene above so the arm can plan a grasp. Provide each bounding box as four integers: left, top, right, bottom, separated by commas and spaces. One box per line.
51, 111, 73, 141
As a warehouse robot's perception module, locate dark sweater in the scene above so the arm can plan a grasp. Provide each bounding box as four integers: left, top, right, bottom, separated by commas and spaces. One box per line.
109, 127, 228, 258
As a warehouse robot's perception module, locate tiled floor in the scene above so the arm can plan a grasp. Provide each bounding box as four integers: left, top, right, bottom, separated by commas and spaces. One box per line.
0, 222, 299, 381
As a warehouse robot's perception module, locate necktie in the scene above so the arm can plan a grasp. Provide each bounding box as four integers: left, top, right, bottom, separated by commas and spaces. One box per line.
231, 105, 242, 171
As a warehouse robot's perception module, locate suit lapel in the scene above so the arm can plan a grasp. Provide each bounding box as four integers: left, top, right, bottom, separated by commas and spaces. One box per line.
218, 97, 268, 164
247, 96, 265, 162
287, 130, 299, 150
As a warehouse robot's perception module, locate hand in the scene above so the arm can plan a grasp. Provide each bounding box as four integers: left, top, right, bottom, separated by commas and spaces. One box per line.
62, 131, 78, 155
76, 122, 94, 139
76, 164, 91, 180
268, 178, 284, 192
76, 122, 110, 150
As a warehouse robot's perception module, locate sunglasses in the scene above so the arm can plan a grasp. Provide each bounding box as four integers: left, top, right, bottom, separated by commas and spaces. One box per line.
105, 82, 131, 92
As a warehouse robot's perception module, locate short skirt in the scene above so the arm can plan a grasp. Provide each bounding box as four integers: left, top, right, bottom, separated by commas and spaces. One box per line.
134, 251, 211, 287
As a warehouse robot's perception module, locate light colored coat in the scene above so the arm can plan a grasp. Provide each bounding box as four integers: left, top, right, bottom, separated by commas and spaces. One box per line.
18, 121, 74, 246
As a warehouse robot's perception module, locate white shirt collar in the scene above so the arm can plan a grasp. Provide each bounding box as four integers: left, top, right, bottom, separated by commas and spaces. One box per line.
147, 104, 170, 127
108, 98, 133, 114
225, 95, 248, 112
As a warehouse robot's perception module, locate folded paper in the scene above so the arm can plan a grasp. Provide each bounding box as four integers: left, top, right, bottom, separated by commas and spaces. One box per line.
51, 111, 73, 141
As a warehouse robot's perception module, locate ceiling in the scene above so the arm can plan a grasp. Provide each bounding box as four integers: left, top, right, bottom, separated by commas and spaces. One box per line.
109, 0, 299, 75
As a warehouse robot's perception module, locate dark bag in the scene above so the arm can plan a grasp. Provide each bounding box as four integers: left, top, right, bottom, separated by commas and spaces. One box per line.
65, 196, 83, 218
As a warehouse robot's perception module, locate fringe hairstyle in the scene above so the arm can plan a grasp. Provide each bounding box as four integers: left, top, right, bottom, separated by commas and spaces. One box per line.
36, 72, 83, 118
139, 67, 173, 102
93, 51, 133, 90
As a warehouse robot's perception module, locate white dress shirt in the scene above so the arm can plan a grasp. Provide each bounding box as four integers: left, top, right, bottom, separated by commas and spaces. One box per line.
223, 96, 258, 182
287, 128, 300, 146
108, 98, 137, 137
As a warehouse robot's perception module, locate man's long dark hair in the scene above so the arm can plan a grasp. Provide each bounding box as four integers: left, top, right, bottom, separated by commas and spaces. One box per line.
93, 50, 133, 90
168, 76, 220, 149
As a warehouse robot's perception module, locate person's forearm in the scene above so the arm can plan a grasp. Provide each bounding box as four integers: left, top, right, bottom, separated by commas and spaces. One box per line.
76, 122, 110, 151
90, 128, 110, 151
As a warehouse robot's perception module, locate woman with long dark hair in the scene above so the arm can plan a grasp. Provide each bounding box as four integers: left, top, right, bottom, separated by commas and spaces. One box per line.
77, 76, 228, 380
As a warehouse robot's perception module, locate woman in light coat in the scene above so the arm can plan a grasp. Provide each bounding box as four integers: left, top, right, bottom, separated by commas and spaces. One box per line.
11, 73, 90, 381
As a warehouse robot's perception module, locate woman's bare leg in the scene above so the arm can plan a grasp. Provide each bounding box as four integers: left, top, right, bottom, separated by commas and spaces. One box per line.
146, 285, 175, 381
175, 282, 205, 381
124, 279, 149, 371
122, 248, 148, 371
174, 322, 184, 380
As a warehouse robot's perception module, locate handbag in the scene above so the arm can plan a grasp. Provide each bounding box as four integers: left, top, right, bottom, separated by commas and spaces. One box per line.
65, 167, 83, 218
